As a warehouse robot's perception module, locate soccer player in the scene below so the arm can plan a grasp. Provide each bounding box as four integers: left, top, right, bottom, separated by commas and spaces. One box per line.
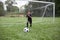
26, 11, 32, 27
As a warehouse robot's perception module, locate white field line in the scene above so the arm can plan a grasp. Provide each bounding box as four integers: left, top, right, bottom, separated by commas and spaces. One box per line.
0, 21, 41, 24
0, 21, 53, 25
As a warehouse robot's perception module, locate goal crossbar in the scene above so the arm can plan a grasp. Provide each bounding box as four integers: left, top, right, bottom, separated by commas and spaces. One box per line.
32, 3, 53, 10
29, 1, 55, 4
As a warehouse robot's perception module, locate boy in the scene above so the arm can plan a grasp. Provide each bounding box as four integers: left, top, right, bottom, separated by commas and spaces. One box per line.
26, 11, 32, 27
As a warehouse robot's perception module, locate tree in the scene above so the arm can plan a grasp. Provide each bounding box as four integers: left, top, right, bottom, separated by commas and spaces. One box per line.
5, 0, 16, 12
24, 5, 28, 14
55, 0, 60, 17
0, 2, 5, 16
11, 6, 19, 12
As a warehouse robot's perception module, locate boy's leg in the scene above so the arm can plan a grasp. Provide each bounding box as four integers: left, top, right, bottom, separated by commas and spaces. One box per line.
27, 21, 28, 27
30, 19, 32, 27
30, 23, 32, 27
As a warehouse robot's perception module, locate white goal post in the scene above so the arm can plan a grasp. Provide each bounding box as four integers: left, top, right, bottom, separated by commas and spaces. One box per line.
28, 1, 55, 23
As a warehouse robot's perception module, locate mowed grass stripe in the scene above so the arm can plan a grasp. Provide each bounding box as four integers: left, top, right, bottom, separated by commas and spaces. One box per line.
0, 17, 60, 40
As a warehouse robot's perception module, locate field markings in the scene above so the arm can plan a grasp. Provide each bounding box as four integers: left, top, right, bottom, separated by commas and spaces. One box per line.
0, 21, 53, 25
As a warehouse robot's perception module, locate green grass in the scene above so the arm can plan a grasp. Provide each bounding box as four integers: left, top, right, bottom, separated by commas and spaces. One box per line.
0, 17, 60, 40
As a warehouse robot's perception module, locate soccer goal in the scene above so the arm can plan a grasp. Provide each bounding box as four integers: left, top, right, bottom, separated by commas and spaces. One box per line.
28, 1, 55, 23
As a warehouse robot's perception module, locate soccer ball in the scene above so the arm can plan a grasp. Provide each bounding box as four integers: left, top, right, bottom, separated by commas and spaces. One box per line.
23, 27, 29, 32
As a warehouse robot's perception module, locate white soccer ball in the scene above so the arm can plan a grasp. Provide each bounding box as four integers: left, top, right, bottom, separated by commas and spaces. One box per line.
23, 27, 29, 32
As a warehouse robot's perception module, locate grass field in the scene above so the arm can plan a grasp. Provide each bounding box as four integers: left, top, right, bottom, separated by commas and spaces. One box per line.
0, 17, 60, 40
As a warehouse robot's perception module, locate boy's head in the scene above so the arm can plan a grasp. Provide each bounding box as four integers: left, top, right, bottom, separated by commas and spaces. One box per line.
27, 11, 31, 14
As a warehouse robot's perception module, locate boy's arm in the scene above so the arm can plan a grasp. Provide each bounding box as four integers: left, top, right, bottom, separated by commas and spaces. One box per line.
28, 14, 32, 18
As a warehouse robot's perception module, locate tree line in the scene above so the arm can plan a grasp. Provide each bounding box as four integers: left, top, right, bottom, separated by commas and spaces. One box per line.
0, 0, 60, 17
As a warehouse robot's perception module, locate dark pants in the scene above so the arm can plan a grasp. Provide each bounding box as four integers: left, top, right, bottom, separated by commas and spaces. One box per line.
27, 18, 32, 27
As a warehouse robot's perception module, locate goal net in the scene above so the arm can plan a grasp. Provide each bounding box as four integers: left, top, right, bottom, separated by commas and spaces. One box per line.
28, 1, 55, 23
1, 1, 55, 24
